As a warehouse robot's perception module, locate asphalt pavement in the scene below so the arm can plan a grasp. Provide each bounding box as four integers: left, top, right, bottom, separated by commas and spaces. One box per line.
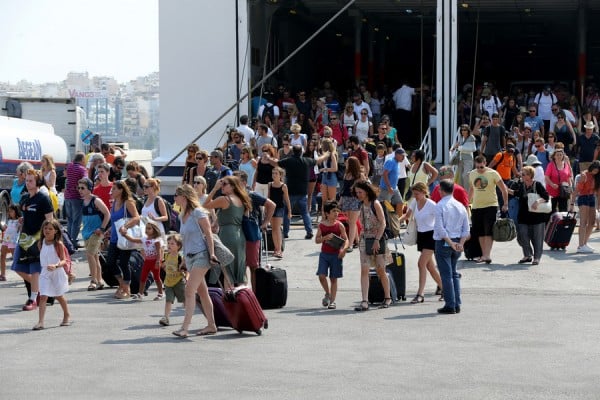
1, 221, 600, 399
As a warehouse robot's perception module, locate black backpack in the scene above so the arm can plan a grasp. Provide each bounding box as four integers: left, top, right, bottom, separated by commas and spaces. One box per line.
205, 166, 231, 193
263, 103, 275, 121
154, 196, 179, 233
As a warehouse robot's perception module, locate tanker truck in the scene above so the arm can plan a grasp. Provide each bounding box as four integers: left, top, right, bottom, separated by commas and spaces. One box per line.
0, 116, 68, 223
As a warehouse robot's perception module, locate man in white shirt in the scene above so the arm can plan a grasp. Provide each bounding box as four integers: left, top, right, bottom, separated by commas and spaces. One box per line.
352, 93, 372, 119
433, 179, 470, 315
393, 82, 418, 146
534, 86, 558, 133
236, 115, 256, 145
478, 88, 503, 119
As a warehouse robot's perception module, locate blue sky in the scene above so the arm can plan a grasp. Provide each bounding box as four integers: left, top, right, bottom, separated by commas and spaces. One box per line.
0, 0, 158, 84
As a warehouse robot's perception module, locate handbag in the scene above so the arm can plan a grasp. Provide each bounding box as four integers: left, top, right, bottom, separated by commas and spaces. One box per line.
326, 234, 345, 250
365, 237, 387, 255
559, 182, 573, 199
527, 183, 551, 213
449, 150, 460, 166
241, 213, 261, 242
402, 218, 417, 246
212, 234, 235, 266
18, 231, 41, 264
492, 213, 517, 242
115, 205, 144, 250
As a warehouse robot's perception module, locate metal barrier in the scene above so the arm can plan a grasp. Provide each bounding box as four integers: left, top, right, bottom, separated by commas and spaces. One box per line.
419, 125, 462, 165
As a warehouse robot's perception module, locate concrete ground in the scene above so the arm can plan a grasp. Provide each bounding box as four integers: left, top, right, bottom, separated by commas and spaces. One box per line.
1, 222, 599, 399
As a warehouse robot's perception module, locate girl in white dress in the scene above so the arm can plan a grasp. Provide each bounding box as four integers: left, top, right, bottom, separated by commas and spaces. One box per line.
33, 219, 71, 330
0, 204, 21, 281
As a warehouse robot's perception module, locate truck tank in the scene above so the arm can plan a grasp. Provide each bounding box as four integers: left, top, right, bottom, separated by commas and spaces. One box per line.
0, 116, 68, 223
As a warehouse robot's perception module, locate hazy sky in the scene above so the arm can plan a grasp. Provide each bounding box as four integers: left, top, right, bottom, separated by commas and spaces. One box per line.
0, 0, 159, 84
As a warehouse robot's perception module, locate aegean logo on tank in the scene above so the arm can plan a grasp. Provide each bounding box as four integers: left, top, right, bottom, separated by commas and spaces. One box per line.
17, 139, 42, 161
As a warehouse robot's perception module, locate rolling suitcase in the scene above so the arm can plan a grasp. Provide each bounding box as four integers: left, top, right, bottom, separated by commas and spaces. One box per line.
196, 287, 232, 328
387, 240, 406, 301
220, 264, 268, 335
265, 227, 285, 252
368, 269, 398, 304
463, 229, 482, 260
255, 233, 288, 309
545, 211, 577, 250
100, 251, 119, 287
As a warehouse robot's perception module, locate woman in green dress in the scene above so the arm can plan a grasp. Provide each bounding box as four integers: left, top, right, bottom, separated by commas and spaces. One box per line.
203, 175, 252, 285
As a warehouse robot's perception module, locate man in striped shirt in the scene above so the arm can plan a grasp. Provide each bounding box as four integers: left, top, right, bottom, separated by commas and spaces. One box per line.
64, 152, 87, 247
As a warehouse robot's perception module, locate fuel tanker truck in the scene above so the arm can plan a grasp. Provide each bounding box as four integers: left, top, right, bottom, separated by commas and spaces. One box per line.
0, 115, 68, 223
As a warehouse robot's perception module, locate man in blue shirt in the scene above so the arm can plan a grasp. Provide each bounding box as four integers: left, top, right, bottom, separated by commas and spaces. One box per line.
433, 179, 470, 314
524, 109, 545, 137
378, 148, 405, 216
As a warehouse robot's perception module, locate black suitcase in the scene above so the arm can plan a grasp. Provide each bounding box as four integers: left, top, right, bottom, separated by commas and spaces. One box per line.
387, 242, 406, 301
100, 251, 119, 287
265, 227, 285, 252
368, 269, 398, 304
545, 211, 577, 250
463, 229, 482, 260
129, 250, 155, 296
254, 234, 288, 309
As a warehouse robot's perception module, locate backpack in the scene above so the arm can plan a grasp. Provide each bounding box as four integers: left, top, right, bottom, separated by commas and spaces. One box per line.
480, 95, 501, 115
205, 166, 231, 193
154, 196, 180, 233
263, 103, 275, 121
369, 201, 399, 239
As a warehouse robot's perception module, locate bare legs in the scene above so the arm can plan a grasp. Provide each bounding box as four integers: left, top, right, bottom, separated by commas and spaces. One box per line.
34, 294, 70, 329
175, 267, 216, 337
416, 249, 442, 296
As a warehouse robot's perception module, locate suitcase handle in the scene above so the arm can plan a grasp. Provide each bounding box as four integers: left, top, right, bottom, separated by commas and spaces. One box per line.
261, 230, 271, 269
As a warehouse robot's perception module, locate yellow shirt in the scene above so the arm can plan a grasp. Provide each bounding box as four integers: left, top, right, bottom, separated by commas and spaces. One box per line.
163, 253, 184, 287
469, 168, 502, 209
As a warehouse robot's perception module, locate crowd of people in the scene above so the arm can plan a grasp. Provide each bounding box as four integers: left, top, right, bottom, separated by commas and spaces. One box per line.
3, 80, 600, 330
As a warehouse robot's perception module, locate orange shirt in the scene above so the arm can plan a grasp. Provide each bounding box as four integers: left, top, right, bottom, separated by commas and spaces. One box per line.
492, 151, 515, 180
576, 172, 596, 196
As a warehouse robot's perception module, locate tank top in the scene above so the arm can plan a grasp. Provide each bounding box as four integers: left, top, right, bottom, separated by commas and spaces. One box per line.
43, 170, 57, 193
319, 222, 343, 254
256, 160, 274, 184
110, 202, 127, 244
269, 183, 284, 209
340, 178, 355, 197
239, 160, 256, 187
408, 162, 429, 187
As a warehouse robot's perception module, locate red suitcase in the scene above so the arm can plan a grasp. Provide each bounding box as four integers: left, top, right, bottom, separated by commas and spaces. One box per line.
224, 286, 268, 335
545, 211, 577, 250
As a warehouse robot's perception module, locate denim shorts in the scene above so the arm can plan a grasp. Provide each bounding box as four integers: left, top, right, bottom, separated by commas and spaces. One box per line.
321, 172, 338, 187
273, 207, 285, 218
316, 252, 343, 278
577, 194, 596, 208
378, 189, 403, 205
185, 250, 211, 270
10, 245, 42, 275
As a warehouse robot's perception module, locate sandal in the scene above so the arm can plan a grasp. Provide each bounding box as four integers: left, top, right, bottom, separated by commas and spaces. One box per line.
96, 282, 105, 290
172, 330, 188, 338
435, 286, 442, 296
378, 298, 392, 309
518, 257, 533, 264
32, 323, 44, 331
154, 293, 164, 301
354, 300, 369, 311
87, 281, 97, 291
411, 294, 424, 304
0, 275, 6, 281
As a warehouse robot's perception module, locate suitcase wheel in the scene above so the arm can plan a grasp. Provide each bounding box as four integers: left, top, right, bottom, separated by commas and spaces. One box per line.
401, 296, 406, 301
263, 320, 269, 329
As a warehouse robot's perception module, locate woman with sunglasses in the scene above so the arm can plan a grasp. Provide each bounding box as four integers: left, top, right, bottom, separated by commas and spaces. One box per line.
341, 102, 358, 132
552, 111, 577, 156
182, 144, 200, 185
451, 125, 477, 188
253, 144, 277, 198
544, 143, 572, 213
354, 109, 373, 144
188, 150, 209, 185
107, 180, 141, 299
141, 178, 169, 236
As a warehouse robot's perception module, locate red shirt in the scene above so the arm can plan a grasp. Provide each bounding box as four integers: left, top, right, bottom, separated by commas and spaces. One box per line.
93, 183, 113, 210
430, 183, 470, 208
319, 221, 345, 254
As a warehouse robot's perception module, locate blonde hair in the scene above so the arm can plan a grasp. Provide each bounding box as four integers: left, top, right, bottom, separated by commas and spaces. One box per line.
411, 181, 430, 197
290, 123, 302, 133
175, 184, 200, 216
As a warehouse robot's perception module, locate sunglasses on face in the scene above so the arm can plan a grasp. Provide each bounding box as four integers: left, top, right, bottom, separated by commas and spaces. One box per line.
77, 186, 87, 190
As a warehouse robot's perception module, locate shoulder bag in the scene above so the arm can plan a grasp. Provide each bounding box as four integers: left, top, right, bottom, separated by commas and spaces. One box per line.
116, 203, 144, 250
527, 182, 552, 213
361, 201, 387, 255
192, 209, 235, 266
402, 218, 417, 246
241, 212, 261, 242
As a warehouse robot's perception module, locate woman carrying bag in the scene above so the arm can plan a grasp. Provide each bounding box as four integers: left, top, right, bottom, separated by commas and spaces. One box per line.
513, 166, 550, 265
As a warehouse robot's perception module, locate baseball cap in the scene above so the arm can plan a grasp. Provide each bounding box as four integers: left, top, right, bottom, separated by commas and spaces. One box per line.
481, 88, 491, 96
395, 148, 406, 155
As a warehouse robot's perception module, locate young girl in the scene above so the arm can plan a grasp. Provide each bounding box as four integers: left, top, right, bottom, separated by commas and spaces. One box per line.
315, 201, 348, 310
159, 234, 186, 326
33, 219, 71, 330
1, 205, 21, 281
268, 167, 291, 259
122, 221, 165, 300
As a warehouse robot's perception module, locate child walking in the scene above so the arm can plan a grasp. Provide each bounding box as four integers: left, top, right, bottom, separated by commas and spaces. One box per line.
159, 234, 186, 326
268, 167, 291, 258
33, 219, 71, 330
122, 221, 165, 300
314, 201, 348, 309
1, 205, 21, 281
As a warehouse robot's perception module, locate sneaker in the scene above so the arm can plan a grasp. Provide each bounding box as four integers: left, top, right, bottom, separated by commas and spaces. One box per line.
583, 245, 595, 253
131, 293, 143, 301
322, 293, 330, 307
154, 293, 164, 301
22, 299, 37, 311
159, 316, 170, 326
328, 302, 337, 309
305, 232, 314, 240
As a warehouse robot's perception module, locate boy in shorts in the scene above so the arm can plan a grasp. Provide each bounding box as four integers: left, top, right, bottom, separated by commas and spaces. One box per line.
159, 234, 186, 326
314, 201, 348, 309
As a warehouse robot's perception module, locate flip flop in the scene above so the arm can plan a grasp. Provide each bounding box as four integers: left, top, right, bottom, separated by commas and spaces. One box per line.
32, 324, 44, 331
60, 321, 71, 327
196, 329, 217, 336
172, 330, 188, 338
